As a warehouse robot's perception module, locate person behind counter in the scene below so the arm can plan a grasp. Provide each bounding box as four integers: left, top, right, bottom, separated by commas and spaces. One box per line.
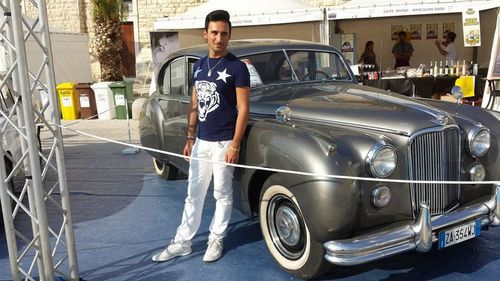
435, 31, 457, 65
392, 31, 414, 69
358, 41, 379, 70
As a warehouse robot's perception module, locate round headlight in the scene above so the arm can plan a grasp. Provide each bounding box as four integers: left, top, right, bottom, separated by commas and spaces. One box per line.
469, 164, 486, 182
366, 144, 397, 178
468, 128, 490, 157
372, 186, 392, 208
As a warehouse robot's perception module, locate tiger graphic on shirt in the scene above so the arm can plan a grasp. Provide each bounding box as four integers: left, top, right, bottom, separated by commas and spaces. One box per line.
195, 80, 220, 122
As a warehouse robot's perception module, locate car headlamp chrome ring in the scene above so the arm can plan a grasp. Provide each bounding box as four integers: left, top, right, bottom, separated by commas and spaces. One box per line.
467, 127, 491, 158
366, 143, 397, 178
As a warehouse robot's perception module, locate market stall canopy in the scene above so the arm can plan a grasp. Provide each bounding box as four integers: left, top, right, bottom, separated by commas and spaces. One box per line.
154, 0, 323, 30
327, 0, 500, 20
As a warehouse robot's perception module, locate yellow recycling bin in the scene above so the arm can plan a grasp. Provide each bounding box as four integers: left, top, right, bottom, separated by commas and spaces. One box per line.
56, 82, 80, 120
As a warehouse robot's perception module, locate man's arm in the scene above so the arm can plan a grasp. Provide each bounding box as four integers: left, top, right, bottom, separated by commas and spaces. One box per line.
225, 86, 250, 164
435, 40, 448, 56
183, 87, 198, 157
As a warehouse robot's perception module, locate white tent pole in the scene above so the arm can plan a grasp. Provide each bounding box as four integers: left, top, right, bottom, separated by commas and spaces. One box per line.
322, 8, 329, 45
481, 7, 499, 108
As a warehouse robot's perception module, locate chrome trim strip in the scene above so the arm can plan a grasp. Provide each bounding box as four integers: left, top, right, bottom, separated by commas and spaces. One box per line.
287, 115, 409, 136
248, 111, 409, 135
492, 184, 500, 226
324, 190, 499, 266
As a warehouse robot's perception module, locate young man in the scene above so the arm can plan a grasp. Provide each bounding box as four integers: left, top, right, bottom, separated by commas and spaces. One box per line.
152, 10, 250, 263
435, 31, 457, 65
392, 31, 414, 68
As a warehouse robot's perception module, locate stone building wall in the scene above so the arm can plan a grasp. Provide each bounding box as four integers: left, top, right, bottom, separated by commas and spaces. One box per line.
21, 0, 86, 33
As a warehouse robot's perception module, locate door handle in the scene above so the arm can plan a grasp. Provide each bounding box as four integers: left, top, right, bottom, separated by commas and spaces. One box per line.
180, 97, 191, 104
155, 96, 191, 104
155, 96, 182, 103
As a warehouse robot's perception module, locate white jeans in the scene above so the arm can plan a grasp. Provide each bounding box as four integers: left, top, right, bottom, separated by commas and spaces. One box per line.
173, 139, 234, 244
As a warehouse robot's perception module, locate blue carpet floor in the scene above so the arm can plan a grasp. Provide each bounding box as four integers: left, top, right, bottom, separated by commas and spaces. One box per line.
1, 142, 500, 280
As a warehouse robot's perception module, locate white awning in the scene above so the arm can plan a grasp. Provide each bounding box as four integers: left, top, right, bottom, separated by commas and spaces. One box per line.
154, 0, 323, 30
327, 0, 500, 20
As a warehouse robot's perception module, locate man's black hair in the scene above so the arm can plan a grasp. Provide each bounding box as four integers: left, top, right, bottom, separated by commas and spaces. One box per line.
205, 10, 231, 31
398, 31, 406, 36
448, 32, 457, 42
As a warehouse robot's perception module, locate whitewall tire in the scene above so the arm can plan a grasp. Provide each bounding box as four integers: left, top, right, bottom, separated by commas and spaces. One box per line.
259, 176, 330, 279
152, 158, 178, 180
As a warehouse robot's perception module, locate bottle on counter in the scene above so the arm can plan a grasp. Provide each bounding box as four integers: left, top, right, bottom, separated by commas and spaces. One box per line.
429, 61, 434, 76
450, 60, 455, 75
439, 61, 443, 76
444, 62, 449, 75
462, 60, 466, 76
434, 61, 438, 77
456, 60, 460, 76
473, 63, 478, 76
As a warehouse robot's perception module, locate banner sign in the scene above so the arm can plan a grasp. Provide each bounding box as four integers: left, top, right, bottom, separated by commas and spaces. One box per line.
462, 7, 481, 47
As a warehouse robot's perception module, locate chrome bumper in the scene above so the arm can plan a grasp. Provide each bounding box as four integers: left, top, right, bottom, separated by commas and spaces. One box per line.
324, 184, 500, 266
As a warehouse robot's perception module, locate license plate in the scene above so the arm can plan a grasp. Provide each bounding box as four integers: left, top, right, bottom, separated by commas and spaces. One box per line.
438, 220, 481, 249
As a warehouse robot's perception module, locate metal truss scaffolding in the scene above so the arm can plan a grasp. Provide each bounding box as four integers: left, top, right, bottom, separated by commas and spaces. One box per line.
0, 0, 79, 280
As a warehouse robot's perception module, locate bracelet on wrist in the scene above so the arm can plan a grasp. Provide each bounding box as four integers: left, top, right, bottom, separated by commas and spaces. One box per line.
187, 136, 195, 141
229, 145, 240, 152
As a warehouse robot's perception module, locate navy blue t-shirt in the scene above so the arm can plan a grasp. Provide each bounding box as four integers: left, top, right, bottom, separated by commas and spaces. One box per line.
192, 53, 250, 141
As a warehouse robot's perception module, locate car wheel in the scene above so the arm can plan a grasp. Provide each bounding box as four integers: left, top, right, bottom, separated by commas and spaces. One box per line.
153, 158, 178, 180
259, 176, 330, 279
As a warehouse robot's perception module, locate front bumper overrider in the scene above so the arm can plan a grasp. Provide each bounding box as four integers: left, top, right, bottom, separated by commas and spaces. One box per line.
324, 184, 500, 266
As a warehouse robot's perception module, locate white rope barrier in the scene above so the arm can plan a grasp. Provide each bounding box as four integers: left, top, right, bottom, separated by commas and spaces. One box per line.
49, 106, 500, 186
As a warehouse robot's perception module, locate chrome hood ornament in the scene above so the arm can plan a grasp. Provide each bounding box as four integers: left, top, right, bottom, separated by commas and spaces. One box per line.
432, 114, 449, 126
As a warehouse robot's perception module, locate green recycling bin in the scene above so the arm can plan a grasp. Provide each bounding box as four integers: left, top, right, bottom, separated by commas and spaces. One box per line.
109, 81, 133, 119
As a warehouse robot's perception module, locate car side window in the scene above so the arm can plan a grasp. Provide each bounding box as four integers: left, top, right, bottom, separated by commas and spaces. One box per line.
286, 51, 351, 81
161, 57, 185, 95
170, 58, 185, 96
161, 66, 171, 95
240, 52, 291, 85
187, 57, 198, 96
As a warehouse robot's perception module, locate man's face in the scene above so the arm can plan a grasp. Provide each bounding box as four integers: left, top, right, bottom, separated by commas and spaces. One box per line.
204, 21, 231, 54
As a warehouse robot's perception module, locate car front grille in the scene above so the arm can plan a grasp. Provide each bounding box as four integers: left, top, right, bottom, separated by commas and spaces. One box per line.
409, 127, 461, 216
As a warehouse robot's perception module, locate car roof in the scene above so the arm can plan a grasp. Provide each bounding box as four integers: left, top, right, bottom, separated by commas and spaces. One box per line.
170, 39, 337, 58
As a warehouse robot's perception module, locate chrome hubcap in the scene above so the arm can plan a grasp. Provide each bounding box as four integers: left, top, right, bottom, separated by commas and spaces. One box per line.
267, 194, 305, 260
276, 206, 300, 246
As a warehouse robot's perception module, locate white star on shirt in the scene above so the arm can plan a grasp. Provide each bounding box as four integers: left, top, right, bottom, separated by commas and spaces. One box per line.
194, 67, 202, 79
216, 68, 231, 83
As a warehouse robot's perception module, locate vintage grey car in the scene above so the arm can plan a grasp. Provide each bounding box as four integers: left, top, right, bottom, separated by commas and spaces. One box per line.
139, 39, 500, 279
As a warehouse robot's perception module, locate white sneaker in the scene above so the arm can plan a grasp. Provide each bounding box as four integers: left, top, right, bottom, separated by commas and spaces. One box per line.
152, 240, 192, 262
203, 237, 223, 262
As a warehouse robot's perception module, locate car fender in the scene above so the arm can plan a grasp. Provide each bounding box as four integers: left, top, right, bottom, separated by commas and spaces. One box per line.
241, 119, 382, 241
139, 96, 166, 161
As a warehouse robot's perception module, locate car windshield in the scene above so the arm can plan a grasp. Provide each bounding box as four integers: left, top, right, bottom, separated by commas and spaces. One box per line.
241, 50, 351, 87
